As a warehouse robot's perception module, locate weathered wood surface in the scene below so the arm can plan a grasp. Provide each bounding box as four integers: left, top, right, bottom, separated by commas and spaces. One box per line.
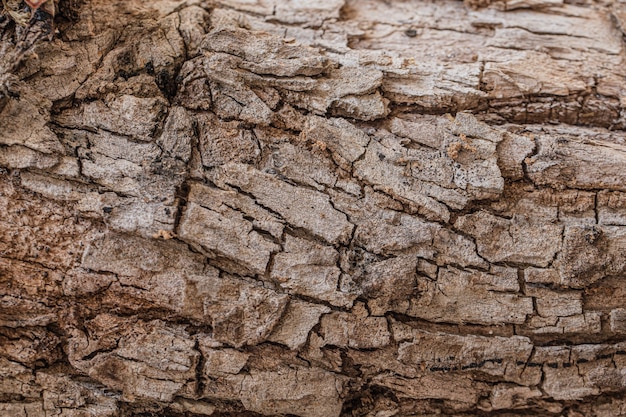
2, 0, 626, 415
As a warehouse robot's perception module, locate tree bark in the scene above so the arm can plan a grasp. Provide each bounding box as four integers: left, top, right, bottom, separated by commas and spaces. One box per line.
2, 0, 626, 415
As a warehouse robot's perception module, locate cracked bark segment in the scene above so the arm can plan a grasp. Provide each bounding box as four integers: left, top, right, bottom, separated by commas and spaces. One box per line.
188, 181, 284, 238
0, 363, 120, 417
0, 81, 62, 156
202, 273, 289, 347
395, 325, 534, 380
265, 140, 340, 191
80, 232, 208, 317
382, 62, 486, 112
534, 344, 626, 401
372, 373, 488, 405
216, 0, 345, 24
360, 254, 419, 316
489, 184, 596, 225
0, 145, 60, 170
0, 179, 101, 271
455, 210, 563, 267
197, 113, 260, 168
598, 191, 626, 226
556, 225, 626, 288
610, 309, 626, 334
184, 21, 386, 121
20, 172, 179, 238
0, 357, 41, 400
179, 203, 271, 272
488, 384, 542, 411
282, 66, 387, 120
62, 128, 188, 220
495, 131, 535, 180
36, 371, 120, 416
271, 235, 355, 307
524, 267, 560, 285
355, 113, 504, 221
203, 28, 331, 77
301, 116, 370, 165
268, 300, 331, 350
432, 227, 489, 269
402, 266, 533, 326
466, 0, 563, 11
204, 366, 346, 417
319, 303, 391, 349
198, 340, 250, 377
346, 0, 626, 126
525, 311, 602, 335
69, 318, 198, 403
525, 286, 582, 318
71, 2, 190, 101
178, 193, 280, 276
353, 210, 437, 255
216, 163, 354, 245
526, 136, 626, 191
81, 232, 288, 346
157, 106, 194, 163
67, 95, 167, 141
0, 326, 61, 368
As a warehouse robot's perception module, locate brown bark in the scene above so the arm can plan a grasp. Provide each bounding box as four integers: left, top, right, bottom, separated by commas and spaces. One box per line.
2, 0, 626, 416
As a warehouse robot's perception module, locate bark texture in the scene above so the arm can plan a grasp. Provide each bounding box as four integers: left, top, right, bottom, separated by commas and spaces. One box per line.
2, 0, 626, 415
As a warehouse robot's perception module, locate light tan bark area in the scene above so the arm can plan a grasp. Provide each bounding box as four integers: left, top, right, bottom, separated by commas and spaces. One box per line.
2, 0, 626, 415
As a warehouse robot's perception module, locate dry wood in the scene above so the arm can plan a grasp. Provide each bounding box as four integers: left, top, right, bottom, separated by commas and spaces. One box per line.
2, 0, 626, 415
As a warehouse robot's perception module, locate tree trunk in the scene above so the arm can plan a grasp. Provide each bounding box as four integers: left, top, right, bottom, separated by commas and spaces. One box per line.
2, 0, 626, 415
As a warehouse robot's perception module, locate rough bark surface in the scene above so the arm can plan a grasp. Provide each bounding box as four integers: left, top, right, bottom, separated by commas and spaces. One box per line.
2, 0, 626, 416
